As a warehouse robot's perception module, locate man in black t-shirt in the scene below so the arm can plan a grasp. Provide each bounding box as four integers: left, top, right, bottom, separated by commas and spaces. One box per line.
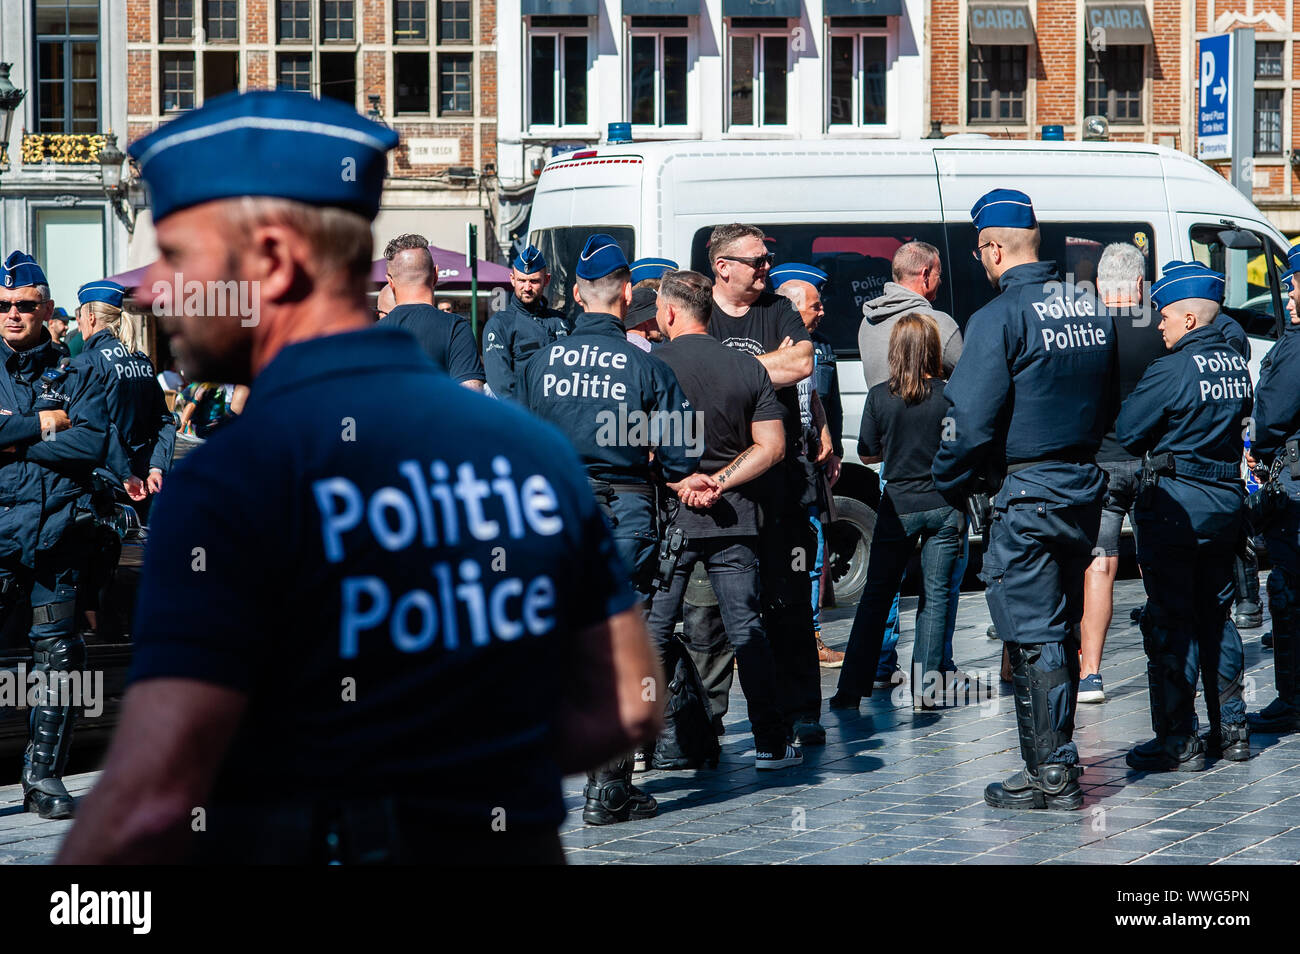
647, 269, 802, 770
706, 224, 824, 744
378, 234, 485, 389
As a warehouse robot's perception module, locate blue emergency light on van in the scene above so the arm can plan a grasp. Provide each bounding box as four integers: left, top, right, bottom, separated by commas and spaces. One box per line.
1042, 125, 1065, 141
607, 122, 632, 144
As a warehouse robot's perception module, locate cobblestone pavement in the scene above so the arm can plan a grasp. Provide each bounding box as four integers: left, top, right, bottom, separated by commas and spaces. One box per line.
559, 579, 1300, 865
1, 577, 1296, 865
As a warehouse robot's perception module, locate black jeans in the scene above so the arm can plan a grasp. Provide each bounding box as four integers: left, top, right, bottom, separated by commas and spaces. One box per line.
837, 495, 966, 700
646, 537, 786, 751
758, 496, 822, 724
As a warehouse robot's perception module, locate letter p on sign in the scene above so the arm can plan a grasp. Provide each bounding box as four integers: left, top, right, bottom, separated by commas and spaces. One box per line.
1201, 50, 1214, 109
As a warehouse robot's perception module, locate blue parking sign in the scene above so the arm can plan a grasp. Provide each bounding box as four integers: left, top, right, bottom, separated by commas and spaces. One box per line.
1198, 33, 1232, 160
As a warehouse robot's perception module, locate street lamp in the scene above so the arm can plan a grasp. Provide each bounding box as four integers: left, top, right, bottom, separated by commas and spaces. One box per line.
98, 131, 140, 233
0, 63, 26, 168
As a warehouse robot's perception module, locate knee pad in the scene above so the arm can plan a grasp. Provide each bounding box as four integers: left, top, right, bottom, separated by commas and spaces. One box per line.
32, 634, 86, 672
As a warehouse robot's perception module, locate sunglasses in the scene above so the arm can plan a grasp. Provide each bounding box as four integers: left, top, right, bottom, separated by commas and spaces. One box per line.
719, 253, 775, 269
0, 300, 45, 315
972, 241, 999, 261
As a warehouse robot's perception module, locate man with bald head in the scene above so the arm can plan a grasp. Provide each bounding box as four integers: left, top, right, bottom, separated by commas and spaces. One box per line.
378, 233, 484, 390
860, 241, 962, 389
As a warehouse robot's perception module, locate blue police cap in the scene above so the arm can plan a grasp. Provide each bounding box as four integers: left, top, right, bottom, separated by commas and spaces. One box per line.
1280, 243, 1300, 282
128, 90, 399, 223
575, 234, 629, 281
1149, 260, 1225, 311
769, 263, 828, 291
78, 280, 127, 308
970, 189, 1037, 231
512, 245, 547, 274
2, 251, 48, 290
52, 307, 69, 319
629, 258, 677, 283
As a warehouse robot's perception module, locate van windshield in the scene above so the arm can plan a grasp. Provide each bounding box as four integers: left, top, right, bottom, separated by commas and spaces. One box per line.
530, 227, 636, 322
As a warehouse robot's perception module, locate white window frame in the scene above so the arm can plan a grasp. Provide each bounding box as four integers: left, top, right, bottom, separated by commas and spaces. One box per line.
726, 26, 792, 131
626, 25, 693, 132
824, 24, 896, 135
525, 22, 595, 135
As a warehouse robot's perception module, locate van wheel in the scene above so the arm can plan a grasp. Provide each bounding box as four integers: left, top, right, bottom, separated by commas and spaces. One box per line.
825, 496, 875, 607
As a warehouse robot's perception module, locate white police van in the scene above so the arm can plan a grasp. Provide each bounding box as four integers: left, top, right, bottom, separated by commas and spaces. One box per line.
528, 138, 1293, 601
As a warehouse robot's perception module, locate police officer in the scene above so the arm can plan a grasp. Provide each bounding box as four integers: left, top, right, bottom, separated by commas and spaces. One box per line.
58, 91, 661, 864
71, 280, 176, 516
1246, 245, 1300, 735
521, 235, 707, 825
481, 245, 569, 401
1116, 262, 1253, 768
1158, 264, 1262, 630
933, 190, 1116, 811
626, 257, 678, 350
0, 251, 109, 819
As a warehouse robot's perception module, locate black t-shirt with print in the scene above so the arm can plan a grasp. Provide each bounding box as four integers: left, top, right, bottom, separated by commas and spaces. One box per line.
708, 292, 810, 453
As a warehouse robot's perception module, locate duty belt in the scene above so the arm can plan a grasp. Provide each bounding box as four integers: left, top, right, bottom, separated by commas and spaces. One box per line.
1145, 453, 1241, 483
1005, 452, 1097, 475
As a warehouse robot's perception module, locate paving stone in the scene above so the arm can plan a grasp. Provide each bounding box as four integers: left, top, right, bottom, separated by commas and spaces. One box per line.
7, 578, 1299, 865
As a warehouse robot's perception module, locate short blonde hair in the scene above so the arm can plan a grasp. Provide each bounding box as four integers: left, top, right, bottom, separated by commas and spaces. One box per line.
80, 300, 123, 335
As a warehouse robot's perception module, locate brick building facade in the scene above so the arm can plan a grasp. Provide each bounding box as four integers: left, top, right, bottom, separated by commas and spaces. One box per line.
928, 0, 1186, 146
928, 0, 1300, 233
120, 0, 500, 263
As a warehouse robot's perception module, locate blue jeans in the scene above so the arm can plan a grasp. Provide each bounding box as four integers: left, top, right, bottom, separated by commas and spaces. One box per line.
809, 506, 825, 633
838, 496, 966, 699
877, 522, 969, 678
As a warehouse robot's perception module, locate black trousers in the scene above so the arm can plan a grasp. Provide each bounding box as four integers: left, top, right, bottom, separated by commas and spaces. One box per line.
646, 537, 785, 750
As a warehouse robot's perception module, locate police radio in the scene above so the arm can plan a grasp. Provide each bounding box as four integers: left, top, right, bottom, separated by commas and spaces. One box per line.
34, 358, 75, 413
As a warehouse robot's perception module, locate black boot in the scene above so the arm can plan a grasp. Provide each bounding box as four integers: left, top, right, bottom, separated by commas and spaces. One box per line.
582, 755, 657, 826
1203, 721, 1250, 762
1232, 549, 1263, 628
1126, 734, 1206, 771
984, 643, 1083, 811
21, 635, 83, 820
1249, 569, 1300, 733
1128, 617, 1203, 772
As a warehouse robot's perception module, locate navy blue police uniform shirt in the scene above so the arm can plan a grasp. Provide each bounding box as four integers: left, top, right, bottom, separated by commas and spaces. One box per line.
654, 332, 785, 539
73, 328, 176, 480
129, 327, 635, 827
1253, 318, 1300, 459
1116, 323, 1253, 548
377, 303, 485, 386
1212, 312, 1250, 360
0, 333, 108, 565
519, 311, 695, 485
933, 261, 1117, 506
481, 294, 569, 402
709, 292, 810, 455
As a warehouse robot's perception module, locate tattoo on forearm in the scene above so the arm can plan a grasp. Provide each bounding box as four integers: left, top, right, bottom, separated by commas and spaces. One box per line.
718, 446, 756, 485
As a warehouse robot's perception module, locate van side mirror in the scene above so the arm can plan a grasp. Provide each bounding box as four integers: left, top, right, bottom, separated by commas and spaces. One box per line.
1217, 228, 1262, 251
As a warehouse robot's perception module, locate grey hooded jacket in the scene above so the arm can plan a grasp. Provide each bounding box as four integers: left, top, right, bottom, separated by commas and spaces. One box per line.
857, 282, 964, 389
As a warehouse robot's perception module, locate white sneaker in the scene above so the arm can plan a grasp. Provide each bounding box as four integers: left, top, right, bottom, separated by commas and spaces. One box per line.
756, 744, 803, 770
